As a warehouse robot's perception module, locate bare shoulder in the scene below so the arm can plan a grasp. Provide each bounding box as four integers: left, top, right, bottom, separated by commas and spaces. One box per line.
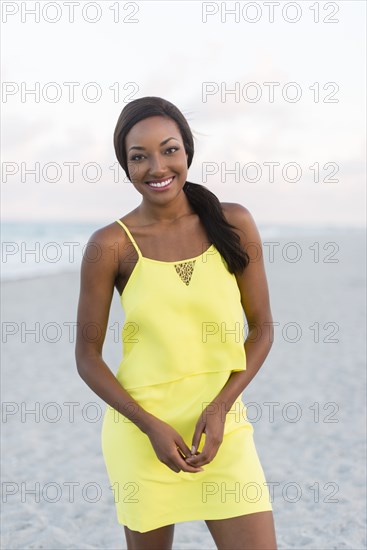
87, 219, 122, 244
221, 201, 251, 220
220, 202, 260, 246
85, 218, 131, 260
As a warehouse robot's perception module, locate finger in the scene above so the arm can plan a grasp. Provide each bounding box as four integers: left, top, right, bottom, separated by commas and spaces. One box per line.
187, 436, 218, 467
176, 454, 204, 473
190, 423, 205, 456
170, 445, 204, 473
186, 431, 206, 464
186, 451, 211, 468
175, 436, 192, 459
166, 451, 204, 473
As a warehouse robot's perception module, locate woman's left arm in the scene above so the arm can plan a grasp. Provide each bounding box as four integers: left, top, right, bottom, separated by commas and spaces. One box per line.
211, 202, 274, 412
186, 203, 274, 466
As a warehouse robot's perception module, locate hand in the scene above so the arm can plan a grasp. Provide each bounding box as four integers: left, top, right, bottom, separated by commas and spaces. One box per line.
146, 418, 205, 474
185, 401, 226, 468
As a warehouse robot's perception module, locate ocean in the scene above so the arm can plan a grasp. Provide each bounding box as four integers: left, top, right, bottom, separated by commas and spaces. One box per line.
1, 220, 364, 281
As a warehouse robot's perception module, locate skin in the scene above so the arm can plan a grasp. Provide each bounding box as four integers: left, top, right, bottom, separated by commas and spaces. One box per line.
75, 115, 277, 549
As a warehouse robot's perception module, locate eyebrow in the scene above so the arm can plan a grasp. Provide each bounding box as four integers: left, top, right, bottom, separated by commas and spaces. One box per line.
128, 137, 180, 152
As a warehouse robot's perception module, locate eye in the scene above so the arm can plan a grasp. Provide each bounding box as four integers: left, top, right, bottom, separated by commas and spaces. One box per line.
165, 146, 179, 154
129, 154, 145, 162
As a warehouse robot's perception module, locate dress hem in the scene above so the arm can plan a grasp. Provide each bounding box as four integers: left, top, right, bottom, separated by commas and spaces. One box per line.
117, 365, 246, 392
117, 503, 273, 533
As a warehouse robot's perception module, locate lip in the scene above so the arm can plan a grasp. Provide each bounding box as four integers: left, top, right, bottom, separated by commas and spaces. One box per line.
145, 176, 175, 191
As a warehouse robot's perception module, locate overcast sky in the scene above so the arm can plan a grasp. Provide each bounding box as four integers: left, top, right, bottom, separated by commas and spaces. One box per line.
1, 0, 365, 226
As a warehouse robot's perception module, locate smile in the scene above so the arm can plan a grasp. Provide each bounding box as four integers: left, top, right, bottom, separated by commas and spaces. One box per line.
146, 177, 174, 189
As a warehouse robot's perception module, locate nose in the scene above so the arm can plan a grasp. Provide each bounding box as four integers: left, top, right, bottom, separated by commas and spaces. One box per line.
148, 153, 167, 177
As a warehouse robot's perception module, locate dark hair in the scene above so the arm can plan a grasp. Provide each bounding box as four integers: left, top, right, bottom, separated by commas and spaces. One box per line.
113, 96, 250, 274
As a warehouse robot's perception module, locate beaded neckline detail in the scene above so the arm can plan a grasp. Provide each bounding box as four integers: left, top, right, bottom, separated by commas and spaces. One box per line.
174, 260, 196, 285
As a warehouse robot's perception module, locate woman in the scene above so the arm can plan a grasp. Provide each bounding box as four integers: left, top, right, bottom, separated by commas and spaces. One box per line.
75, 97, 278, 550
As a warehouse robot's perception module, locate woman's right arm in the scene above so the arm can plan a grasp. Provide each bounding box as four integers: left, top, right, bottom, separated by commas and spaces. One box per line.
75, 225, 204, 473
74, 226, 156, 434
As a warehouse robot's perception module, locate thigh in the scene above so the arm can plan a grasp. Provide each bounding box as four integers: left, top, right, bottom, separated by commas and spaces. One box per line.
124, 523, 175, 550
205, 511, 277, 550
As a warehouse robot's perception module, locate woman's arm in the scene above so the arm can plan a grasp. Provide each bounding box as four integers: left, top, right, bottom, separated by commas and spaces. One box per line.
75, 226, 204, 473
186, 203, 274, 467
74, 226, 157, 434
211, 203, 274, 413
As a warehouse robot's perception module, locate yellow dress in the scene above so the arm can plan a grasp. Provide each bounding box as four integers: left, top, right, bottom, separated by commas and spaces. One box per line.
101, 219, 272, 533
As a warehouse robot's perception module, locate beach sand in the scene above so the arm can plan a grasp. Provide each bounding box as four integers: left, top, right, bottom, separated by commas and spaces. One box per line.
1, 228, 366, 549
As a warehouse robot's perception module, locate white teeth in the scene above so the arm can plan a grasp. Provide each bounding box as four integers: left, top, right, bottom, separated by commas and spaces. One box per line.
147, 177, 173, 188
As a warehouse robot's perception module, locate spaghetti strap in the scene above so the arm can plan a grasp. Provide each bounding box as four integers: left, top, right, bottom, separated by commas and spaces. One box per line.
115, 219, 142, 259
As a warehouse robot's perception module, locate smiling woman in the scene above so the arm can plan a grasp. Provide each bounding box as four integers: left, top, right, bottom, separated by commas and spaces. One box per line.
75, 96, 278, 550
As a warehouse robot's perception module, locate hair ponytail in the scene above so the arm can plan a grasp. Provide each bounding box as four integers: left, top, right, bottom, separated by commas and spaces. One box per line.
183, 181, 249, 273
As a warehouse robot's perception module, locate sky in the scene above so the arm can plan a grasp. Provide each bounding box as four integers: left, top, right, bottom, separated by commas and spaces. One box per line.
1, 0, 366, 226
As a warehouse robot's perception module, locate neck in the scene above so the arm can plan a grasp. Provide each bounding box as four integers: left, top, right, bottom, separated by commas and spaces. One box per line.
138, 189, 195, 224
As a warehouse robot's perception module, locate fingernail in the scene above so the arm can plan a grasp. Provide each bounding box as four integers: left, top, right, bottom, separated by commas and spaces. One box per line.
191, 445, 196, 455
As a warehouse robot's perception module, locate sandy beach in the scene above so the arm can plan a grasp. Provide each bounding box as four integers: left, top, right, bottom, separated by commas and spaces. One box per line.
1, 227, 366, 550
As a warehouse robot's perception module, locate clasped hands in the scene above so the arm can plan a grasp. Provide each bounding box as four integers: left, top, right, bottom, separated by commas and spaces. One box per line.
147, 400, 227, 474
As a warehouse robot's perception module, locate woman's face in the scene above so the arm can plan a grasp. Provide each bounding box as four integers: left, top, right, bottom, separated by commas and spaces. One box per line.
125, 116, 189, 200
